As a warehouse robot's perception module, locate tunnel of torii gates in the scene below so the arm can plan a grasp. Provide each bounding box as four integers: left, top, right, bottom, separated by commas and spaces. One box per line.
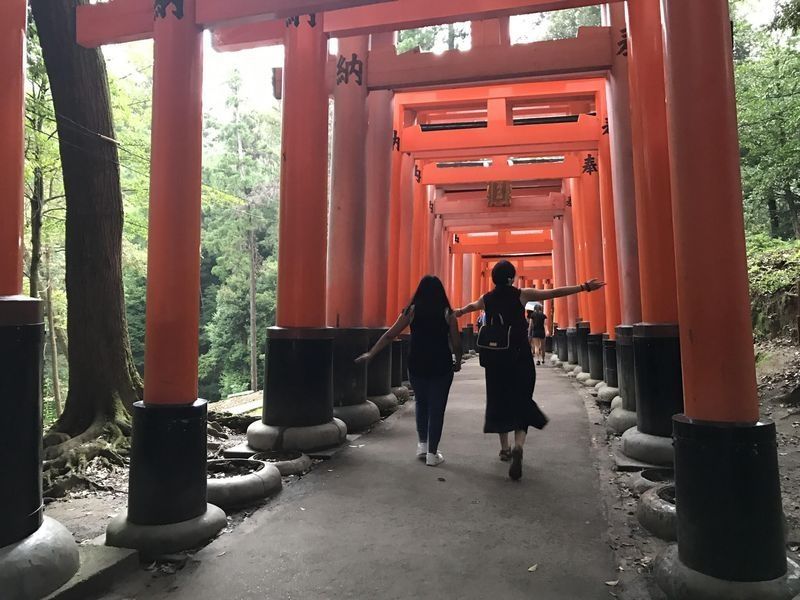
0, 0, 794, 598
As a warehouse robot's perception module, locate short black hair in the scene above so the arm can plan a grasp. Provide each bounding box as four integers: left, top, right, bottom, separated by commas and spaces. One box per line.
491, 260, 516, 286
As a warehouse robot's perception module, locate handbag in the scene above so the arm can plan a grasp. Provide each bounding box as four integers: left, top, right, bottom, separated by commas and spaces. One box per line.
476, 314, 512, 368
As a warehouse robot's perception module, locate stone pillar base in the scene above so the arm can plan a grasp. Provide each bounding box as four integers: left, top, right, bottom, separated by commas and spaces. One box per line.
0, 517, 79, 600
621, 427, 674, 466
106, 504, 226, 557
576, 371, 590, 383
561, 362, 577, 373
607, 407, 638, 434
333, 401, 380, 433
598, 386, 620, 404
582, 377, 602, 387
391, 386, 410, 404
610, 396, 623, 410
369, 393, 399, 416
248, 418, 347, 452
655, 545, 800, 600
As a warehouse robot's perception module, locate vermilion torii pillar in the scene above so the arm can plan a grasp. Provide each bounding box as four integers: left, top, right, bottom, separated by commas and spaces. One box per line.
655, 1, 797, 595
106, 0, 228, 555
470, 251, 481, 327
328, 35, 368, 328
569, 177, 591, 378
551, 215, 569, 363
328, 34, 381, 432
596, 95, 622, 404
604, 1, 642, 435
562, 204, 580, 368
0, 2, 79, 595
396, 153, 414, 311
363, 33, 394, 328
248, 14, 349, 453
622, 0, 683, 468
576, 154, 607, 388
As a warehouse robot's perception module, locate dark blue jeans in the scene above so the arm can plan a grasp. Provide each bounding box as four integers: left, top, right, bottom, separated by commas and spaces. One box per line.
410, 371, 454, 454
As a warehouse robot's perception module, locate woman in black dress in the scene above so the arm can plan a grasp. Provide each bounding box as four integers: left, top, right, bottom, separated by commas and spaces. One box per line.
454, 261, 603, 480
357, 276, 462, 467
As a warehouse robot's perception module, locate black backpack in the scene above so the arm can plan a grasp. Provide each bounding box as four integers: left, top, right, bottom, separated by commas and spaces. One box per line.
476, 314, 512, 368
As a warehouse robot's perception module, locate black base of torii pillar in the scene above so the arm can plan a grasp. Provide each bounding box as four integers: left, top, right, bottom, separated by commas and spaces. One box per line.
248, 327, 347, 452
0, 296, 79, 600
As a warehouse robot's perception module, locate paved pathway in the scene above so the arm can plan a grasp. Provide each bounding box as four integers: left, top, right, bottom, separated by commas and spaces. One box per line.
101, 359, 616, 600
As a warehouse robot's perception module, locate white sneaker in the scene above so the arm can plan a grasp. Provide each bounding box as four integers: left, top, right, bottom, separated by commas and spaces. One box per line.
426, 452, 444, 466
417, 442, 428, 459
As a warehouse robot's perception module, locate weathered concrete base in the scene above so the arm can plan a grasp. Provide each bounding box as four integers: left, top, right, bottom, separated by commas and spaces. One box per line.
247, 418, 348, 452
610, 396, 623, 410
569, 366, 582, 378
550, 355, 561, 367
656, 545, 800, 600
0, 517, 80, 600
252, 451, 312, 476
637, 484, 677, 541
45, 542, 138, 600
612, 444, 666, 472
631, 468, 674, 495
607, 407, 638, 434
595, 381, 606, 391
576, 372, 591, 383
391, 386, 411, 405
598, 386, 619, 404
333, 401, 380, 433
369, 392, 399, 417
622, 427, 674, 466
106, 504, 226, 557
207, 462, 282, 510
582, 378, 602, 387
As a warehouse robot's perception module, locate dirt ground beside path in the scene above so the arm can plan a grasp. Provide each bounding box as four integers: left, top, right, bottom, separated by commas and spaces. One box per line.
575, 339, 800, 599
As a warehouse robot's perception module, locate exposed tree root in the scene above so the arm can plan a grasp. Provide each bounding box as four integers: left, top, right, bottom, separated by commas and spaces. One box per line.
208, 411, 259, 433
42, 410, 253, 498
43, 416, 131, 498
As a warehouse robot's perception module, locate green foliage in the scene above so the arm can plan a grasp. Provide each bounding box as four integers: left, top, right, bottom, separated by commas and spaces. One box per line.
539, 6, 601, 40
736, 17, 800, 239
774, 0, 800, 34
396, 23, 469, 53
198, 71, 282, 400
747, 234, 800, 297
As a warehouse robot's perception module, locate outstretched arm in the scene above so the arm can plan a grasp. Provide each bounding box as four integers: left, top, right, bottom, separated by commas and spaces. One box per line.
521, 279, 605, 304
453, 296, 485, 319
355, 312, 410, 364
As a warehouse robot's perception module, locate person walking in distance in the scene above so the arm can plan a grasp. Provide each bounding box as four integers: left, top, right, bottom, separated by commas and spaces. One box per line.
357, 276, 462, 466
529, 303, 547, 365
455, 261, 604, 480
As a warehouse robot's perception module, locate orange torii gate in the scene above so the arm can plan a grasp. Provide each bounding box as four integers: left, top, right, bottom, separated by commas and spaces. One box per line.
0, 1, 791, 598
71, 0, 398, 560
420, 154, 584, 186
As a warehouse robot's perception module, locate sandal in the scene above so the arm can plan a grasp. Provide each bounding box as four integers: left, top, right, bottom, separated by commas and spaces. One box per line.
499, 449, 512, 462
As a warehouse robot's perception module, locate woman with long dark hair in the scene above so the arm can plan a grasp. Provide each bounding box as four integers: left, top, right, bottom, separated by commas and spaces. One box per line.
455, 260, 603, 480
357, 275, 462, 466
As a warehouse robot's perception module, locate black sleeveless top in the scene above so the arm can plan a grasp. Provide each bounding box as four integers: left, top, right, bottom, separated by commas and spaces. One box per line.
405, 305, 453, 377
482, 286, 529, 350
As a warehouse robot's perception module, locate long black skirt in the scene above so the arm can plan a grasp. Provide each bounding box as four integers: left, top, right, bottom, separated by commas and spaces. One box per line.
483, 348, 548, 433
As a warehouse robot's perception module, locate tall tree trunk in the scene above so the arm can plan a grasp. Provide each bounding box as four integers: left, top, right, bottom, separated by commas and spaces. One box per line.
785, 187, 800, 240
45, 247, 63, 417
31, 0, 142, 453
767, 192, 780, 238
29, 167, 44, 298
249, 224, 258, 392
